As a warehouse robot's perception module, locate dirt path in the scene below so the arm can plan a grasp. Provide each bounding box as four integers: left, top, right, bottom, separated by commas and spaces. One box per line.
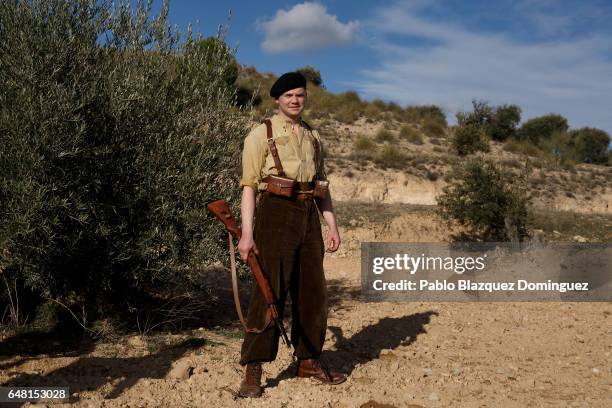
1, 254, 610, 408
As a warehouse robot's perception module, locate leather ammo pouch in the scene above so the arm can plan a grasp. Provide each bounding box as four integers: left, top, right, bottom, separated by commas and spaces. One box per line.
265, 175, 297, 197
263, 119, 298, 197
313, 180, 329, 199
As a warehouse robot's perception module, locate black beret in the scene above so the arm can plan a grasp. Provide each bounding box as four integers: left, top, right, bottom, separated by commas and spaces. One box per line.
270, 72, 307, 98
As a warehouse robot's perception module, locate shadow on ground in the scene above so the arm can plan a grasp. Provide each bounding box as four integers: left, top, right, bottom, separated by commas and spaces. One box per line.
2, 338, 207, 406
0, 326, 96, 374
265, 311, 437, 389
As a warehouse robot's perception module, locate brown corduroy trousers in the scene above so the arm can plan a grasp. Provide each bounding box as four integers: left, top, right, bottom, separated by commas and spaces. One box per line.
239, 192, 327, 365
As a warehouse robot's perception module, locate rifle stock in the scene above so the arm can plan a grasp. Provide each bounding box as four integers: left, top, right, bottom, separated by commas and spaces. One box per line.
207, 199, 291, 347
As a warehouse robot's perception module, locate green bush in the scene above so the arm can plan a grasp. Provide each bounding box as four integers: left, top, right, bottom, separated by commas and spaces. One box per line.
539, 131, 576, 165
452, 124, 490, 155
335, 105, 361, 123
362, 103, 383, 121
436, 158, 531, 241
399, 126, 423, 144
503, 139, 542, 157
423, 120, 446, 138
516, 114, 568, 145
456, 100, 493, 128
570, 127, 610, 164
457, 100, 521, 141
296, 65, 323, 87
0, 0, 249, 329
352, 135, 375, 160
404, 105, 447, 127
375, 145, 407, 169
334, 92, 363, 123
489, 104, 522, 141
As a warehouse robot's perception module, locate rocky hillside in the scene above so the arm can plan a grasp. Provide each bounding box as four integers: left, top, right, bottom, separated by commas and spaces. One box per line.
315, 116, 611, 214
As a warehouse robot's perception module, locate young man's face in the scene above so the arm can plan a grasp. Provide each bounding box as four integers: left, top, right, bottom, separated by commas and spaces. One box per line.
276, 87, 307, 118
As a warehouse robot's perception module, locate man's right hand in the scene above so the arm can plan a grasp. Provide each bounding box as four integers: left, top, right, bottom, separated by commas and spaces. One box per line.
238, 234, 259, 262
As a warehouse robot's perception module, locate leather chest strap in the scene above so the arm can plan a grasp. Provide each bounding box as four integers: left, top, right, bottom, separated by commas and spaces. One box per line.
264, 119, 285, 176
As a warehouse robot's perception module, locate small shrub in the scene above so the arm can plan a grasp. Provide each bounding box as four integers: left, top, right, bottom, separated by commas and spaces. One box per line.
375, 145, 407, 169
376, 128, 395, 143
436, 157, 531, 241
426, 170, 438, 181
362, 103, 382, 121
404, 105, 447, 126
352, 135, 375, 160
452, 125, 490, 155
422, 118, 446, 138
399, 126, 423, 144
335, 105, 361, 123
503, 139, 542, 157
296, 65, 323, 87
354, 135, 375, 150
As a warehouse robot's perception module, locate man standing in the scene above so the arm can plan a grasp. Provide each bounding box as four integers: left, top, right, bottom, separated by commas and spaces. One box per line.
237, 72, 346, 397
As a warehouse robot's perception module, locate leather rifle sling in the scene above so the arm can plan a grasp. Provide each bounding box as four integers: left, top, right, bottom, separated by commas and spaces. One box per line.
264, 119, 285, 176
228, 234, 272, 333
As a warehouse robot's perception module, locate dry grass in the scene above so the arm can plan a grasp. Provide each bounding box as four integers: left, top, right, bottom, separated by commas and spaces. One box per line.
530, 209, 612, 242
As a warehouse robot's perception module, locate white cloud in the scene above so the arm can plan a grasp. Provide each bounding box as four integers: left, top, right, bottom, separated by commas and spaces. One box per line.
351, 2, 612, 133
258, 2, 359, 53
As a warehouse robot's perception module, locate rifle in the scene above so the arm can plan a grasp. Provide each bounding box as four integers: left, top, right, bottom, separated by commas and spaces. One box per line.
207, 199, 291, 347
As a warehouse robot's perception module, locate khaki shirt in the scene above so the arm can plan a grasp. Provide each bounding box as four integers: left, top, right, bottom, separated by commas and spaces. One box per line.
240, 113, 326, 191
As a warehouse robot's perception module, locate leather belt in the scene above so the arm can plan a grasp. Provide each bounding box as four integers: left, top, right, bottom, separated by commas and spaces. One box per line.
262, 191, 314, 201
262, 177, 314, 194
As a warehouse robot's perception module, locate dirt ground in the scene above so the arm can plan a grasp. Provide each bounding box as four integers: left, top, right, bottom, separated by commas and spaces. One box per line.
1, 249, 610, 408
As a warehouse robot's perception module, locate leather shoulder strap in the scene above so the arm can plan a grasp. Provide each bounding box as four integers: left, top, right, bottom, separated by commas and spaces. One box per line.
263, 119, 285, 176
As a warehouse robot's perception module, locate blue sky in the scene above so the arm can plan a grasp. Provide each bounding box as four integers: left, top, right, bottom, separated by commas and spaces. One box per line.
161, 0, 612, 134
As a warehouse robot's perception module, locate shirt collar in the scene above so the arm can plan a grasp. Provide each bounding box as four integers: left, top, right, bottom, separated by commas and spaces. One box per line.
272, 112, 303, 132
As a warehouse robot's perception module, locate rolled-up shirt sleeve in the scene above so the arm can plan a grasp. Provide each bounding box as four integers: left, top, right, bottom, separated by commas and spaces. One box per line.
240, 127, 267, 190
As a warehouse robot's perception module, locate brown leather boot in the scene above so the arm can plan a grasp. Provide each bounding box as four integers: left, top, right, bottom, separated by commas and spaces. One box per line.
296, 358, 347, 385
238, 362, 263, 398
